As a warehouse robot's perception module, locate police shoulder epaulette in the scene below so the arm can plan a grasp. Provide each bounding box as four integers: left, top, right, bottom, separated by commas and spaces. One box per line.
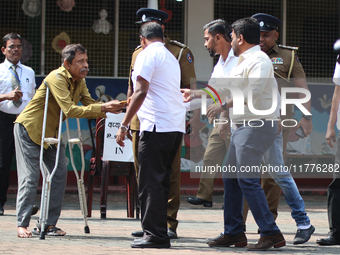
134, 45, 142, 51
169, 40, 187, 48
278, 44, 299, 51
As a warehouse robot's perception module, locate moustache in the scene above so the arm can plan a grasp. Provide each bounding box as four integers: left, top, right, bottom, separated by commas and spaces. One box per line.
80, 68, 89, 72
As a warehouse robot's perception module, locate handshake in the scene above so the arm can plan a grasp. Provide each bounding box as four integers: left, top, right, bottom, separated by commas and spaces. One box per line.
101, 98, 131, 114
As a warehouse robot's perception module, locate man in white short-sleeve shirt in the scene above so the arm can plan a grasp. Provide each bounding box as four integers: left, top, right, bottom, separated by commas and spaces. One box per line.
0, 33, 35, 216
116, 22, 185, 249
187, 19, 238, 207
318, 60, 340, 245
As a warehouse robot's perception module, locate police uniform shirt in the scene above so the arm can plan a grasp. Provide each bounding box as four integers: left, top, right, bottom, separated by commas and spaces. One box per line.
266, 43, 306, 90
0, 59, 36, 114
266, 43, 306, 120
129, 35, 197, 131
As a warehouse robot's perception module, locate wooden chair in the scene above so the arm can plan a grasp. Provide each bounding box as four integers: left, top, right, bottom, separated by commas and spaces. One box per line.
86, 118, 139, 219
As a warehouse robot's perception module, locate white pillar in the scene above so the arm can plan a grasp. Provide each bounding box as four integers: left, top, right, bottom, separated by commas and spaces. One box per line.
148, 0, 158, 9
187, 0, 214, 81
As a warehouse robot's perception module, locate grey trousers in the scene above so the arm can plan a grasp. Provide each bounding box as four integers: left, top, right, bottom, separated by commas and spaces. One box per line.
14, 123, 67, 228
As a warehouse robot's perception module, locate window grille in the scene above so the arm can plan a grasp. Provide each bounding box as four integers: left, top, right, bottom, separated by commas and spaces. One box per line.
1, 0, 185, 78
0, 0, 41, 74
118, 0, 184, 77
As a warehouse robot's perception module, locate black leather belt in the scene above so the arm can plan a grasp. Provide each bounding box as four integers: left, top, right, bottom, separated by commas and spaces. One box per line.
0, 110, 17, 119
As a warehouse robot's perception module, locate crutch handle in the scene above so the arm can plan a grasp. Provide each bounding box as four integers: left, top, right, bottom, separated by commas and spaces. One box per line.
43, 138, 59, 144
68, 138, 81, 143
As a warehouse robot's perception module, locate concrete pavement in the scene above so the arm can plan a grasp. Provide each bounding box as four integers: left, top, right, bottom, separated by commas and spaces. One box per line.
0, 192, 338, 254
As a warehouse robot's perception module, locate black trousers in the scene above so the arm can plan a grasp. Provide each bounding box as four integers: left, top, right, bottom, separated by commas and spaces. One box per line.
0, 111, 17, 205
328, 178, 340, 238
328, 132, 340, 238
138, 128, 182, 243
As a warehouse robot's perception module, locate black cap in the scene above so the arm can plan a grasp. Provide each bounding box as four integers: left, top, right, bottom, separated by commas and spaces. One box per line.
136, 7, 169, 24
251, 13, 282, 32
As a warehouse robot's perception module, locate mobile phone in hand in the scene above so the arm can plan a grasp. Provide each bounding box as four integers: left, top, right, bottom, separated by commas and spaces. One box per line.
186, 126, 191, 134
295, 126, 305, 138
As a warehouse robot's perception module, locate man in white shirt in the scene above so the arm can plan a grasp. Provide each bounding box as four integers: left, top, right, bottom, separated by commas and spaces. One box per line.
116, 22, 185, 249
317, 59, 340, 245
182, 17, 285, 251
209, 17, 285, 251
0, 33, 36, 217
187, 19, 238, 207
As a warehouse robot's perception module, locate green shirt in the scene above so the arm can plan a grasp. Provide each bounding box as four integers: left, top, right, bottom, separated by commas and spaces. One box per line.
16, 66, 105, 149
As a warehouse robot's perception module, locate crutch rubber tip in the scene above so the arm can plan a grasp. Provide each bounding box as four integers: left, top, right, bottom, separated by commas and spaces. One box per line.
39, 231, 45, 240
85, 226, 90, 234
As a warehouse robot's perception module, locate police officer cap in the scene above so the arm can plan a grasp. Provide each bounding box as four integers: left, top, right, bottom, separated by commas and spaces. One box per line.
252, 13, 282, 32
136, 8, 169, 24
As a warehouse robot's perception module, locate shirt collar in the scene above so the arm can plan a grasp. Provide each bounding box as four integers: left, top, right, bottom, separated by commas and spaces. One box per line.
219, 49, 236, 65
266, 43, 279, 55
238, 45, 261, 63
60, 65, 74, 80
4, 58, 22, 69
145, 41, 164, 49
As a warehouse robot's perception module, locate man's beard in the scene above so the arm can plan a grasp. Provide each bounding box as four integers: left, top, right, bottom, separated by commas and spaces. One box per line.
232, 48, 239, 57
209, 49, 216, 58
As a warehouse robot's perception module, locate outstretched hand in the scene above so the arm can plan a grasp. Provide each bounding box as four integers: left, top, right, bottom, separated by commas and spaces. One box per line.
102, 99, 125, 113
180, 89, 191, 102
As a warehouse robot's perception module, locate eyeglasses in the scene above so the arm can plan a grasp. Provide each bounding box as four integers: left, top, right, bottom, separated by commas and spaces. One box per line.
7, 45, 22, 50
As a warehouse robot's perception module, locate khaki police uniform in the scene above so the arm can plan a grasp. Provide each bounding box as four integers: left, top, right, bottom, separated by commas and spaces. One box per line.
243, 43, 307, 222
129, 35, 196, 230
196, 126, 230, 202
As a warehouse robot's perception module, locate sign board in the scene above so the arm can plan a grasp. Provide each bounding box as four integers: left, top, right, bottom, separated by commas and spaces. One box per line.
102, 113, 134, 162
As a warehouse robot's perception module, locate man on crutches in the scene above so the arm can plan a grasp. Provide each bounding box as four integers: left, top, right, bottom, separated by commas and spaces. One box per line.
14, 44, 124, 238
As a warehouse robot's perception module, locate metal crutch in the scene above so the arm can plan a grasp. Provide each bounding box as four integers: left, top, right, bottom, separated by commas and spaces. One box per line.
38, 83, 63, 240
65, 118, 90, 234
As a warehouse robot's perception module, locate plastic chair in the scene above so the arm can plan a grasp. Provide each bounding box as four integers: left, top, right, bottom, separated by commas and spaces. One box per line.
86, 118, 139, 219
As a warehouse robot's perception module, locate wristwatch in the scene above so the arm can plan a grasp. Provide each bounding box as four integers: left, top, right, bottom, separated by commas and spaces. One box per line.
221, 101, 228, 111
120, 124, 129, 132
302, 114, 312, 120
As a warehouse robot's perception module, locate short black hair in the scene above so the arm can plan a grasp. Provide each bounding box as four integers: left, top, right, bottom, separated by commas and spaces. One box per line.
140, 22, 163, 41
2, 33, 22, 48
231, 17, 260, 45
61, 44, 87, 65
203, 19, 232, 42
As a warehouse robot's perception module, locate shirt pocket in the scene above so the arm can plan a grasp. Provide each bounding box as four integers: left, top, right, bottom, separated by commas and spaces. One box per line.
273, 64, 288, 77
230, 68, 244, 88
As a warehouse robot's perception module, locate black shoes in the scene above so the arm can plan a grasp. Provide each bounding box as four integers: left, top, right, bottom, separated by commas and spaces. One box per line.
0, 204, 3, 216
131, 239, 170, 248
31, 205, 39, 216
293, 225, 315, 245
167, 228, 178, 239
316, 235, 340, 245
131, 230, 144, 237
131, 228, 178, 239
187, 197, 212, 207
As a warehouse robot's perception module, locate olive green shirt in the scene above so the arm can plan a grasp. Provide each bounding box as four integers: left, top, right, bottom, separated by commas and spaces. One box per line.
16, 66, 105, 149
129, 35, 197, 131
